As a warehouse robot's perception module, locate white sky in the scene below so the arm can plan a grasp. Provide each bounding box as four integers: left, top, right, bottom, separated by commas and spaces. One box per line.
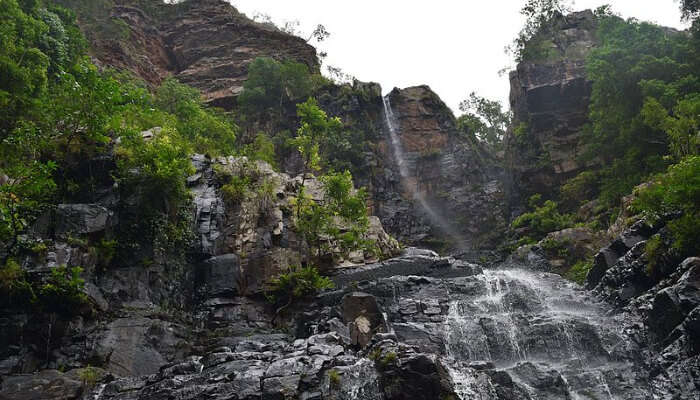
229, 0, 688, 113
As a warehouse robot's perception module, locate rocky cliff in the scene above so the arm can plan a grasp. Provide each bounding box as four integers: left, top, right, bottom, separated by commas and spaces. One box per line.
65, 0, 319, 108
506, 10, 597, 202
372, 86, 508, 250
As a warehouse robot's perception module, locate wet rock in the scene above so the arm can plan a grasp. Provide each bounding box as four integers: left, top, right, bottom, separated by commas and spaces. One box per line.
342, 292, 385, 347
0, 370, 82, 400
197, 254, 241, 298
506, 10, 596, 200
262, 374, 301, 399
648, 258, 700, 341
55, 204, 111, 234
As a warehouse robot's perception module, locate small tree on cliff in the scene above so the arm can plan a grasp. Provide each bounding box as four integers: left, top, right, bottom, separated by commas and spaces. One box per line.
508, 0, 572, 61
289, 99, 371, 261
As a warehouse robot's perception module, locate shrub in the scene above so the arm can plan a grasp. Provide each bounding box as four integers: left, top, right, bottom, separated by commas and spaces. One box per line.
220, 176, 250, 205
644, 235, 664, 278
77, 365, 101, 388
38, 265, 89, 315
565, 260, 592, 285
265, 265, 334, 315
561, 171, 599, 209
0, 259, 36, 309
91, 239, 116, 268
511, 195, 574, 241
380, 351, 398, 367
634, 156, 699, 263
327, 369, 341, 388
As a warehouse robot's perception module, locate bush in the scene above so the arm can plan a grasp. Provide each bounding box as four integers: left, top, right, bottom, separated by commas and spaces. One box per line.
561, 171, 599, 209
644, 235, 664, 278
328, 369, 341, 388
220, 175, 251, 205
634, 156, 700, 263
265, 265, 334, 314
77, 365, 101, 389
38, 265, 89, 315
511, 195, 574, 241
380, 351, 398, 367
0, 259, 36, 309
565, 260, 592, 285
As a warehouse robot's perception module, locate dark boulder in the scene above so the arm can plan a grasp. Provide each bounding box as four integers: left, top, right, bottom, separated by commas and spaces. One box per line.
197, 254, 241, 298
342, 292, 385, 347
55, 204, 112, 234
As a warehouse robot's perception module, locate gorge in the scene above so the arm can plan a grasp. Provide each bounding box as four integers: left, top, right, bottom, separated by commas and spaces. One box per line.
0, 1, 698, 399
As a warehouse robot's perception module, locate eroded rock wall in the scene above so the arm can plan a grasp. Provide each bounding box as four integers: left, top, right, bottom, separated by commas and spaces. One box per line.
81, 0, 319, 108
506, 10, 597, 202
372, 86, 508, 249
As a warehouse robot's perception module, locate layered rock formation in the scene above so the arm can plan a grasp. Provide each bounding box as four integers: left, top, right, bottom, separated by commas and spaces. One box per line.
72, 0, 319, 108
506, 10, 597, 201
372, 86, 508, 249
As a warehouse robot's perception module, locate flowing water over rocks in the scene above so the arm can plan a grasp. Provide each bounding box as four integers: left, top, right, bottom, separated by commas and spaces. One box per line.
438, 269, 652, 399
8, 249, 694, 399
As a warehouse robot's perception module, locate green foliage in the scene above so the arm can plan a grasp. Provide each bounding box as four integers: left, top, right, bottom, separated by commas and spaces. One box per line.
560, 171, 599, 209
458, 92, 511, 148
116, 126, 194, 213
512, 195, 574, 241
77, 365, 101, 389
220, 175, 251, 205
633, 156, 700, 261
584, 14, 699, 206
509, 0, 571, 62
380, 351, 398, 367
328, 369, 341, 388
644, 234, 664, 277
291, 98, 343, 175
265, 265, 334, 308
238, 57, 313, 118
295, 170, 372, 258
155, 78, 237, 156
565, 260, 592, 284
0, 259, 36, 309
38, 265, 89, 315
0, 160, 56, 253
244, 133, 278, 169
641, 95, 699, 160
91, 238, 116, 268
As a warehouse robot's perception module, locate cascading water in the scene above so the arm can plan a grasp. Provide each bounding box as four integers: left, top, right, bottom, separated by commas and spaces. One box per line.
382, 96, 464, 243
440, 268, 652, 400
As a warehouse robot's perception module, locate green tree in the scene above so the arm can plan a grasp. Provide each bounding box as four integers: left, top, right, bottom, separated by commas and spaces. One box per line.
584, 14, 699, 205
641, 95, 699, 160
238, 57, 313, 120
155, 78, 237, 156
633, 156, 700, 260
509, 0, 572, 62
458, 92, 511, 148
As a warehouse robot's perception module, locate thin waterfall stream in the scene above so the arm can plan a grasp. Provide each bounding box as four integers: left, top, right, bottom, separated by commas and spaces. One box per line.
382, 96, 466, 245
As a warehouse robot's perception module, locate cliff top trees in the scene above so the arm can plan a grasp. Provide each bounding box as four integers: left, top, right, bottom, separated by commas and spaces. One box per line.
509, 0, 572, 62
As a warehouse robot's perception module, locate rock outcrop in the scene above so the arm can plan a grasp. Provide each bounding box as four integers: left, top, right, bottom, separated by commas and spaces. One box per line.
506, 10, 597, 201
78, 0, 319, 108
372, 86, 508, 249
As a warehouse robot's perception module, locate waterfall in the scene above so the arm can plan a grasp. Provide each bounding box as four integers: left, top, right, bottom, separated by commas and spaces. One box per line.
382, 96, 465, 245
442, 268, 633, 399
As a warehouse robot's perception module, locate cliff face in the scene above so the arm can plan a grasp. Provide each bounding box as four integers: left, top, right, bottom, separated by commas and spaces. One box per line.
373, 86, 508, 249
506, 10, 597, 201
84, 0, 319, 108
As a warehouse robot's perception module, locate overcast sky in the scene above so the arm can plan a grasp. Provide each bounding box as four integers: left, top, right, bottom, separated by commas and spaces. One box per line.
229, 0, 688, 113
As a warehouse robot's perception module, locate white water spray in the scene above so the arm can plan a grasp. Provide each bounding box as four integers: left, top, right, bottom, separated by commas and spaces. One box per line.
382, 95, 465, 245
